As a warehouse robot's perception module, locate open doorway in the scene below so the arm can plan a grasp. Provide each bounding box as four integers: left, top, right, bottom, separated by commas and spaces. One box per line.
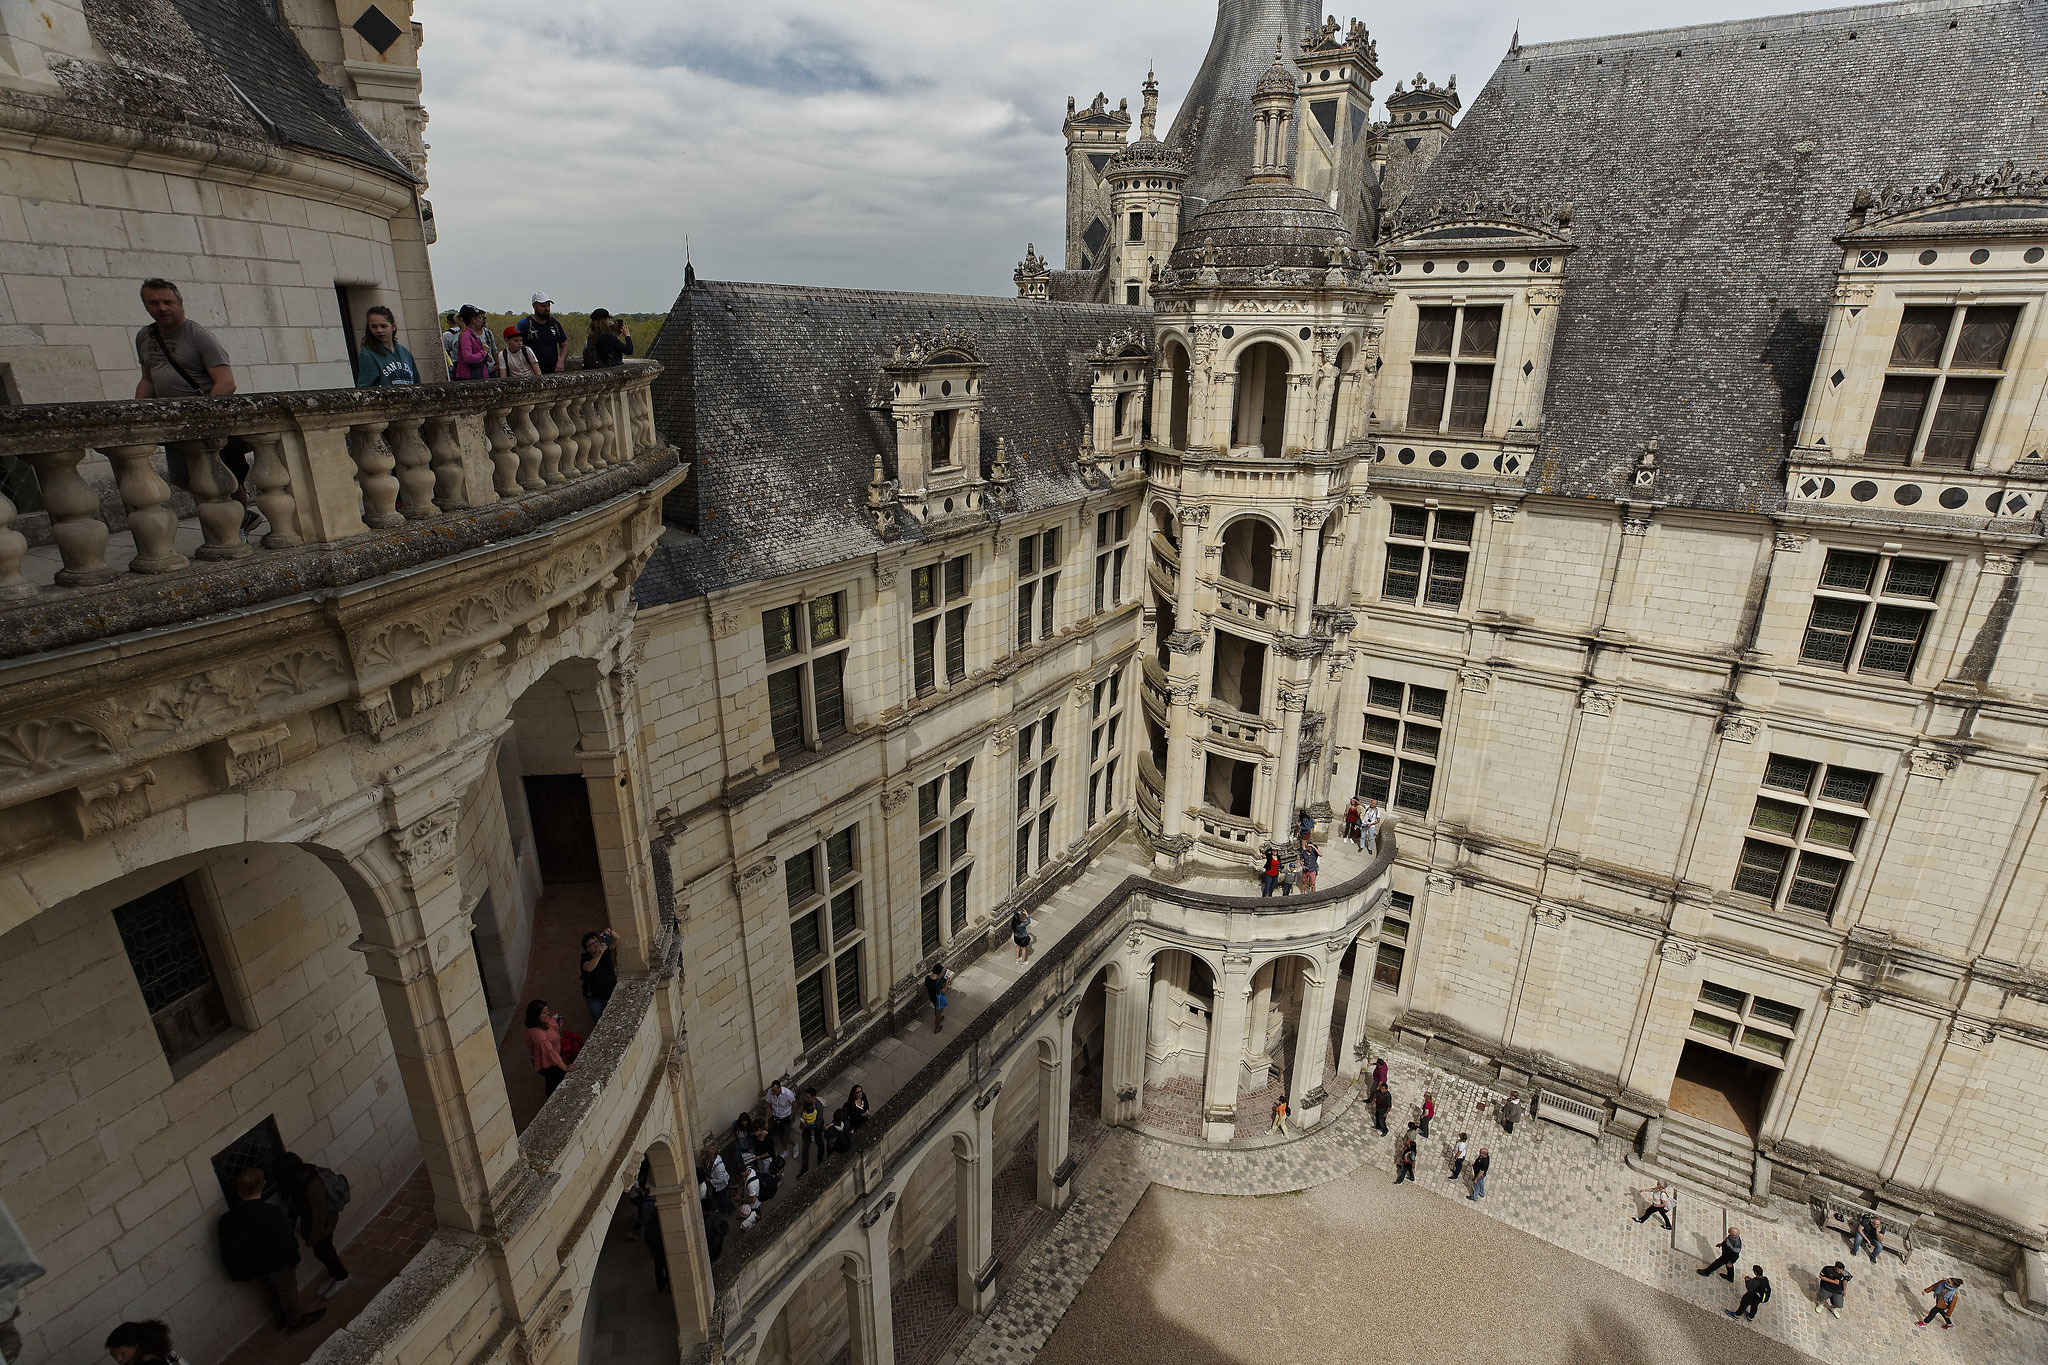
1668, 1040, 1777, 1140
522, 775, 602, 883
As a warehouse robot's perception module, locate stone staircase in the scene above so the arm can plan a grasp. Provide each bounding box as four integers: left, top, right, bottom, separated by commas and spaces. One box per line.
1656, 1111, 1758, 1201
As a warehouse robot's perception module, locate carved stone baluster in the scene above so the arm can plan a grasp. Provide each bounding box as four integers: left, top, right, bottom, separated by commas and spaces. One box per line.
244, 432, 301, 547
101, 443, 188, 572
21, 449, 117, 584
576, 396, 603, 468
426, 415, 470, 508
388, 417, 439, 519
171, 440, 251, 562
348, 421, 404, 528
553, 397, 582, 476
597, 394, 622, 465
0, 479, 33, 598
484, 407, 521, 498
532, 401, 565, 485
510, 403, 545, 491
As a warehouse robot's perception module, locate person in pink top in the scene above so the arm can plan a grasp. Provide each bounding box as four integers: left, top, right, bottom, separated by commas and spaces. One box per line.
525, 999, 569, 1095
452, 304, 494, 380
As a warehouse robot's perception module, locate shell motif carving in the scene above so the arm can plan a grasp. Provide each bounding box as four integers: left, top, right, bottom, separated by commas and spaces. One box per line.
0, 717, 116, 777
358, 621, 435, 671
256, 650, 346, 702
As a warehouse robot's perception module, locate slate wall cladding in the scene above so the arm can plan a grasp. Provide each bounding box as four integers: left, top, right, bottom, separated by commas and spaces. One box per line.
639, 282, 1147, 604
1405, 0, 2048, 513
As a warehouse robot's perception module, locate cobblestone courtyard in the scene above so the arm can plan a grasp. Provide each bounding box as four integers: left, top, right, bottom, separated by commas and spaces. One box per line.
956, 1053, 2048, 1365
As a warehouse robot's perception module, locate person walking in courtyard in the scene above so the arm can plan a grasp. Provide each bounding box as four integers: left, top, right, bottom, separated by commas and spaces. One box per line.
1342, 797, 1362, 848
581, 928, 618, 1023
1394, 1124, 1417, 1183
1468, 1147, 1490, 1199
797, 1088, 826, 1174
525, 999, 569, 1096
277, 1152, 350, 1299
1815, 1261, 1852, 1318
354, 305, 419, 387
1361, 798, 1382, 855
218, 1167, 326, 1333
925, 961, 951, 1031
1012, 906, 1033, 962
1917, 1277, 1963, 1329
1853, 1212, 1885, 1263
1697, 1226, 1742, 1281
1633, 1180, 1673, 1229
1499, 1091, 1523, 1134
1260, 848, 1281, 896
1449, 1132, 1468, 1180
1727, 1265, 1771, 1321
765, 1080, 795, 1156
1371, 1082, 1392, 1134
1419, 1091, 1435, 1137
1269, 1096, 1289, 1135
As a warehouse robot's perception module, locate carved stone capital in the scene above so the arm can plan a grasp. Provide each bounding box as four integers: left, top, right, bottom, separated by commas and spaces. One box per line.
1178, 502, 1212, 527
1829, 988, 1874, 1016
1532, 901, 1569, 930
859, 1191, 898, 1228
1719, 712, 1762, 744
1657, 936, 1698, 965
1907, 748, 1958, 779
880, 786, 911, 814
1947, 1019, 1995, 1050
1578, 687, 1618, 717
1621, 517, 1653, 537
64, 767, 156, 838
1774, 532, 1809, 554
1165, 630, 1207, 656
732, 855, 777, 897
1982, 553, 2020, 575
974, 1081, 1004, 1110
1277, 685, 1310, 711
1426, 871, 1456, 894
992, 725, 1018, 755
1491, 503, 1518, 522
391, 799, 462, 887
1293, 505, 1330, 529
1458, 668, 1491, 694
712, 606, 747, 639
204, 723, 293, 788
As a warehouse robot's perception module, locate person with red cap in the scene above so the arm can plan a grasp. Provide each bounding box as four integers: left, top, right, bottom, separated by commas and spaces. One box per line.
501, 325, 542, 377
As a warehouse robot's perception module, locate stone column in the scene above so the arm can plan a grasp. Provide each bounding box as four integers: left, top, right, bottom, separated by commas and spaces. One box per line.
1284, 371, 1314, 456
844, 1231, 894, 1365
959, 1093, 999, 1313
1108, 960, 1147, 1125
1158, 503, 1210, 857
584, 649, 659, 969
1269, 682, 1309, 845
1037, 1019, 1074, 1211
1290, 962, 1337, 1126
1241, 963, 1273, 1089
1335, 934, 1374, 1082
1290, 507, 1323, 634
1151, 362, 1177, 438
333, 763, 525, 1234
1201, 958, 1253, 1142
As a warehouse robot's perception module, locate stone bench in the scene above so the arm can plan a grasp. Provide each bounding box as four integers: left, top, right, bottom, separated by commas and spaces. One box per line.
1534, 1088, 1606, 1138
1811, 1192, 1914, 1264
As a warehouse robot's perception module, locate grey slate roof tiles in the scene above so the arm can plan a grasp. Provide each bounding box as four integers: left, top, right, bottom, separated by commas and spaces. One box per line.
1171, 0, 1324, 223
637, 282, 1149, 604
1407, 0, 2048, 514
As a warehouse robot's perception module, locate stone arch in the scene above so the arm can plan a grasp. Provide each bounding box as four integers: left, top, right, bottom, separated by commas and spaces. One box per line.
1217, 329, 1312, 375
641, 1136, 714, 1352
1159, 338, 1192, 449
750, 1240, 875, 1365
882, 1125, 980, 1348
1149, 498, 1178, 553
1139, 944, 1218, 1137
1217, 512, 1281, 593
1230, 339, 1293, 458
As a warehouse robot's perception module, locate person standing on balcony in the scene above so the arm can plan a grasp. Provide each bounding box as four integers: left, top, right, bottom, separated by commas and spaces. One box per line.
583, 309, 635, 368
519, 292, 569, 373
136, 279, 257, 532
581, 929, 618, 1023
525, 999, 570, 1095
500, 326, 543, 378
765, 1080, 796, 1156
925, 961, 951, 1032
276, 1152, 351, 1299
1342, 797, 1362, 848
1012, 906, 1033, 963
797, 1089, 826, 1174
218, 1167, 326, 1333
355, 306, 419, 387
845, 1084, 871, 1131
451, 305, 494, 380
1371, 1082, 1392, 1134
1260, 849, 1281, 897
1300, 841, 1320, 891
441, 311, 460, 367
1361, 798, 1382, 855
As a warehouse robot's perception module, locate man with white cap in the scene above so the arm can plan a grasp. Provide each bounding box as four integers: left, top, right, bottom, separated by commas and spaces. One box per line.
518, 292, 569, 373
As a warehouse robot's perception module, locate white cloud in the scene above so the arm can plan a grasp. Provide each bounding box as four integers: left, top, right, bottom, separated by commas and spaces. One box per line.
416, 0, 1795, 313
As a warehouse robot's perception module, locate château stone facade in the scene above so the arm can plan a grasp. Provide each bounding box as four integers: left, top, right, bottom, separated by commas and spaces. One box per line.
3, 4, 2048, 1365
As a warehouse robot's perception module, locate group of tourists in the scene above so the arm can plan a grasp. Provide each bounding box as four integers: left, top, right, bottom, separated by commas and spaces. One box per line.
429, 293, 633, 382
687, 1078, 876, 1262
213, 1155, 352, 1333
1683, 1206, 1967, 1329
521, 928, 620, 1096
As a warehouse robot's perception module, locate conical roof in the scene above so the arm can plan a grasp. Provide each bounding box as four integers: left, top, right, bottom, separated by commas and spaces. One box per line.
1167, 0, 1322, 220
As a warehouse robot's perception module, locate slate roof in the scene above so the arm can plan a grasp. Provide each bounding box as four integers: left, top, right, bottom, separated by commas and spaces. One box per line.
50, 0, 409, 181
1171, 181, 1352, 271
1405, 0, 2048, 514
636, 282, 1149, 603
1171, 0, 1323, 222
164, 0, 411, 178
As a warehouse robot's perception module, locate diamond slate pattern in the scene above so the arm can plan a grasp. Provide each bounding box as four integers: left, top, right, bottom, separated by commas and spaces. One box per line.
1407, 1, 2048, 514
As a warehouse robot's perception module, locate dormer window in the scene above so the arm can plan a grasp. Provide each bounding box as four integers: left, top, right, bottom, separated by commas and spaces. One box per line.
884, 329, 986, 504
1867, 304, 2019, 467
1408, 305, 1500, 434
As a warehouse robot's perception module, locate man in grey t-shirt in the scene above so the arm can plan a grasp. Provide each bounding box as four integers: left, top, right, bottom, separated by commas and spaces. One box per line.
135, 278, 235, 399
135, 278, 255, 529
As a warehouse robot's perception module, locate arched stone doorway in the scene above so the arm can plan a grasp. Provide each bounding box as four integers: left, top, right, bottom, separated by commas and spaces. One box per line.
1230, 341, 1291, 458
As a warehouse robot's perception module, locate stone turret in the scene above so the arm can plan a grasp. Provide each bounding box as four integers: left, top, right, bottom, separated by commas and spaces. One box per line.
1293, 17, 1382, 242
1168, 0, 1323, 222
1103, 70, 1192, 307
1063, 92, 1133, 270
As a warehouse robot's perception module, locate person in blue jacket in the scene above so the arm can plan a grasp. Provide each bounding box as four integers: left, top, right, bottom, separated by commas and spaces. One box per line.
355, 305, 420, 387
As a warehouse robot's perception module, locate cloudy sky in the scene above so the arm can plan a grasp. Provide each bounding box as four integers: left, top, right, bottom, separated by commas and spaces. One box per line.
417, 0, 1789, 314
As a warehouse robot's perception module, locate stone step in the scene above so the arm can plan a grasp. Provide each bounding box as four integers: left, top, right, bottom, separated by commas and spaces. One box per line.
1657, 1116, 1756, 1198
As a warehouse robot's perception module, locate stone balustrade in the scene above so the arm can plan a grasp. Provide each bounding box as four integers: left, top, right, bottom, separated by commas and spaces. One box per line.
0, 363, 664, 657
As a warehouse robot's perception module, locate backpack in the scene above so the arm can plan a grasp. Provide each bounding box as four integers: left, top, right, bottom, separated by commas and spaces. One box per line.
317, 1166, 351, 1212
